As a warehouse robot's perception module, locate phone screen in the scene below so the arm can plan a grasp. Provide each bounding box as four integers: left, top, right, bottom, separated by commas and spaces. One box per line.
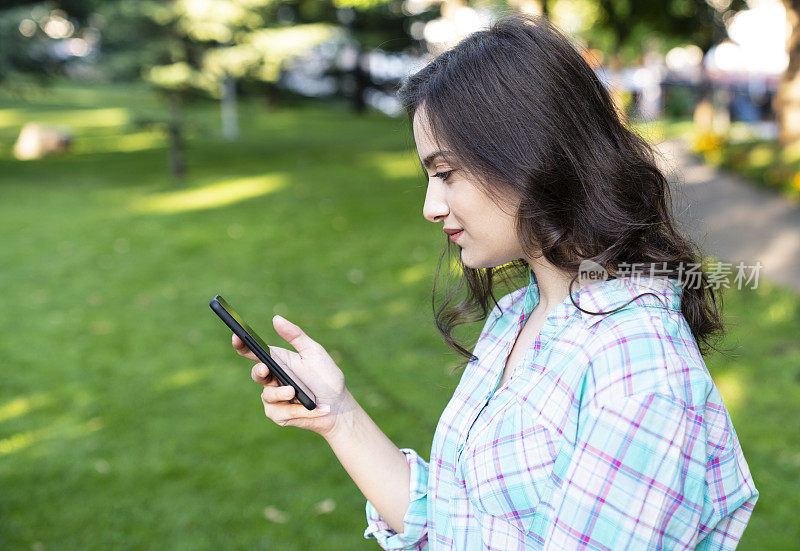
215, 296, 272, 354
210, 295, 317, 410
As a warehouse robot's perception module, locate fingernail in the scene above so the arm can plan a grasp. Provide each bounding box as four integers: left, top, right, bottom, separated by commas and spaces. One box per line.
315, 405, 330, 415
273, 314, 285, 323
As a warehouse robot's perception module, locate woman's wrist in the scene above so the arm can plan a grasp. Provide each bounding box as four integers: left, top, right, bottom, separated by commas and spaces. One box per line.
320, 390, 363, 444
319, 388, 411, 532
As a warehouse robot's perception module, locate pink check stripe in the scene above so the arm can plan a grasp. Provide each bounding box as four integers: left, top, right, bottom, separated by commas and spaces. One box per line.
365, 271, 757, 550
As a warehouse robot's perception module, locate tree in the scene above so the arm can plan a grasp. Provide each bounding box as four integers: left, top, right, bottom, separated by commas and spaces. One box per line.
0, 1, 103, 85
570, 0, 745, 64
95, 0, 347, 179
2, 0, 423, 175
777, 0, 800, 144
549, 0, 747, 124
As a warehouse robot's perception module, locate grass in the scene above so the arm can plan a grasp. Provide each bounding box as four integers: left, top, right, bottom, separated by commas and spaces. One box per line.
690, 133, 800, 202
0, 81, 798, 550
630, 116, 697, 145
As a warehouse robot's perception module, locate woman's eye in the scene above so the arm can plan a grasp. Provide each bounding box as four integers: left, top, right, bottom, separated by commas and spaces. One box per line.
434, 170, 454, 181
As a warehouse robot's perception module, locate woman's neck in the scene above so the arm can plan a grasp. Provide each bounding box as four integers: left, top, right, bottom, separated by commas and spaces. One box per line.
526, 258, 575, 310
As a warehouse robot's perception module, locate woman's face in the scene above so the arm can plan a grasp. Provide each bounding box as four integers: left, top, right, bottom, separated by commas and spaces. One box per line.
413, 106, 524, 269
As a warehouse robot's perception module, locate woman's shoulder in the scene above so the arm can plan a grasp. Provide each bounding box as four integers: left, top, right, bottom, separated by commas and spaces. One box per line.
577, 277, 712, 408
571, 287, 758, 530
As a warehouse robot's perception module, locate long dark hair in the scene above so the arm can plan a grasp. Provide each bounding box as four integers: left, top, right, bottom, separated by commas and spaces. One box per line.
397, 13, 725, 370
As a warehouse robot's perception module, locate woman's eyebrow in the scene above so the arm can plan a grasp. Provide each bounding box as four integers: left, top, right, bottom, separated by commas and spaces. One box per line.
420, 150, 454, 170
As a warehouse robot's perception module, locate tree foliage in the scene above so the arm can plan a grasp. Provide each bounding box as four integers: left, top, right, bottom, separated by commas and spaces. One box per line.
95, 0, 347, 97
552, 0, 748, 61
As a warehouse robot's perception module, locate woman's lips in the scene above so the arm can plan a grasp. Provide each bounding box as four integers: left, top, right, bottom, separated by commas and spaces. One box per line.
449, 230, 463, 243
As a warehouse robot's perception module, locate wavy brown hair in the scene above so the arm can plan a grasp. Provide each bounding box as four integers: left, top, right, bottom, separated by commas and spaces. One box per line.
397, 13, 725, 370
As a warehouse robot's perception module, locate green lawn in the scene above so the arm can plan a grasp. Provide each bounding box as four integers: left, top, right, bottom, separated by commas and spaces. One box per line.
1, 82, 798, 550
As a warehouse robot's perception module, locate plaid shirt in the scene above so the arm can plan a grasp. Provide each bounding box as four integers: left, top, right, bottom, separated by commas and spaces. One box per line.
364, 269, 758, 550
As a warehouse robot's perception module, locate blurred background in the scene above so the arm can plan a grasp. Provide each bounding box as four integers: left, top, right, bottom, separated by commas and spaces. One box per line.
0, 0, 798, 549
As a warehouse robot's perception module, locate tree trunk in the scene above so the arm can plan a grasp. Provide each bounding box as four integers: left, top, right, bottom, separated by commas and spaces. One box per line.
261, 82, 281, 111
776, 0, 800, 145
220, 74, 239, 142
352, 46, 369, 115
598, 0, 631, 51
168, 91, 186, 181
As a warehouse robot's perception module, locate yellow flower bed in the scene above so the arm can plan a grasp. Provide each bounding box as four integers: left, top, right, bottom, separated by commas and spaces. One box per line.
691, 131, 726, 153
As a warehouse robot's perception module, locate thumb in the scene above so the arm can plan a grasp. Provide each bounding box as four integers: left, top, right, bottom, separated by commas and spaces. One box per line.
266, 344, 293, 367
272, 315, 320, 355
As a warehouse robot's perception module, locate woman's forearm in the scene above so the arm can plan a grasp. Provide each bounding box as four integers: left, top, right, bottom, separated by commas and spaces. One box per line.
323, 391, 411, 533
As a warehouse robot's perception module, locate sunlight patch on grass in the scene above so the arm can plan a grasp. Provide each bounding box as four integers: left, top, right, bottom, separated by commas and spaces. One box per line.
400, 263, 429, 284
76, 130, 165, 154
714, 370, 746, 412
327, 309, 369, 329
131, 174, 288, 214
0, 430, 40, 456
385, 298, 411, 316
363, 151, 420, 177
0, 108, 21, 127
0, 415, 104, 457
0, 393, 52, 423
766, 300, 796, 324
156, 369, 207, 391
0, 107, 130, 129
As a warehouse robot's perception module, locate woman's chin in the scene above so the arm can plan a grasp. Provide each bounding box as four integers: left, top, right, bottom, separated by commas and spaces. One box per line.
460, 251, 490, 270
461, 249, 520, 270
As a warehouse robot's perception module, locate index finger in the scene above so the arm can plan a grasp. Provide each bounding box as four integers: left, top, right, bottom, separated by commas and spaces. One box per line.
232, 334, 258, 361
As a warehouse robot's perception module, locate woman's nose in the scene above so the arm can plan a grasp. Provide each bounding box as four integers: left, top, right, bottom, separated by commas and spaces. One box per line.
423, 183, 448, 223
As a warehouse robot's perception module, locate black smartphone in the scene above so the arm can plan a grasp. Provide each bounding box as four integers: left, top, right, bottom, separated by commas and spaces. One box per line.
210, 295, 317, 410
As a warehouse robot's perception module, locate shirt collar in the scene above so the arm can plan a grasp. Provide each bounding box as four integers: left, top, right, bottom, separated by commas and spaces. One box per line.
523, 267, 682, 328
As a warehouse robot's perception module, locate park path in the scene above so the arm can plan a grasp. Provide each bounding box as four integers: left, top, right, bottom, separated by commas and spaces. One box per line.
654, 138, 800, 293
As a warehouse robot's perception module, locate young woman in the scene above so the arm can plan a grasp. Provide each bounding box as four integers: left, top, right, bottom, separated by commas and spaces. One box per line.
232, 13, 758, 550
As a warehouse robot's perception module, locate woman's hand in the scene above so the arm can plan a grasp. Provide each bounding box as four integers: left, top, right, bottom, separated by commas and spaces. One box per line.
232, 314, 352, 438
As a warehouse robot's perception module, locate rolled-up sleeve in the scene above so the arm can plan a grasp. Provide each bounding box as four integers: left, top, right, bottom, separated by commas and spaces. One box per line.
364, 447, 429, 550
